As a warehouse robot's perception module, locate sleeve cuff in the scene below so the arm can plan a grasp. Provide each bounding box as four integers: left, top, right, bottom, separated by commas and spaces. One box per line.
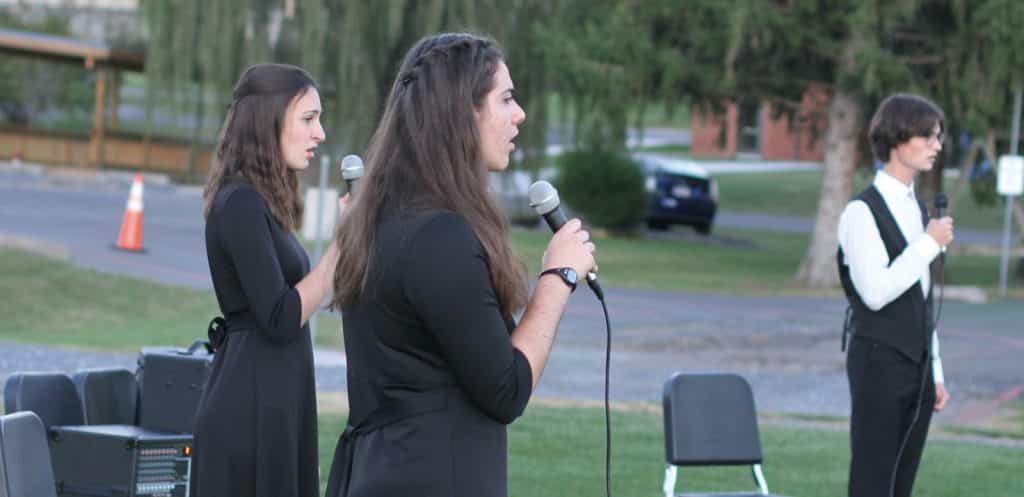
913, 233, 941, 261
931, 331, 944, 383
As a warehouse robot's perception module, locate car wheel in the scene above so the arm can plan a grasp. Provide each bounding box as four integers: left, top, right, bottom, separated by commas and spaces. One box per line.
647, 220, 669, 231
694, 222, 712, 235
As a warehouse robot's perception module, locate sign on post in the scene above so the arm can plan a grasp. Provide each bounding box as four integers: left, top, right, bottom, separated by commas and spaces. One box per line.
998, 155, 1023, 196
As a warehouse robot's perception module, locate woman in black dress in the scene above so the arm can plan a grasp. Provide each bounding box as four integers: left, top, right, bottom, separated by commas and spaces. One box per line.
325, 33, 597, 497
194, 63, 340, 497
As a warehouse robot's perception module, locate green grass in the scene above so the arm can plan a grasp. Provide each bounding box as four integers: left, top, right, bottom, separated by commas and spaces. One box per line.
948, 400, 1024, 439
317, 404, 1024, 497
716, 169, 1015, 233
510, 226, 1021, 294
512, 226, 810, 294
0, 248, 343, 351
630, 143, 692, 155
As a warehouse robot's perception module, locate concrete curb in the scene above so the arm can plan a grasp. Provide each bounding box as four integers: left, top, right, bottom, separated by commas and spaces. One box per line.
0, 232, 71, 261
0, 159, 173, 188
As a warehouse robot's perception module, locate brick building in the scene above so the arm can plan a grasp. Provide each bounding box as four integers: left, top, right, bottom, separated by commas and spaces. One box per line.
691, 88, 829, 161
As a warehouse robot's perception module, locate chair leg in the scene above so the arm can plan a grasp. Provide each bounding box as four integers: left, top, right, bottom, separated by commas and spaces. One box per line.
751, 464, 770, 495
662, 464, 677, 497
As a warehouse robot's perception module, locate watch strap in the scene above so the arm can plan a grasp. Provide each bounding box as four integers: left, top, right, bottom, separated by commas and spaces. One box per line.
539, 267, 577, 293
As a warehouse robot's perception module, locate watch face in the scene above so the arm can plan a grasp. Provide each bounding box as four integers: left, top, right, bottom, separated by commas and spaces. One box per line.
562, 268, 578, 285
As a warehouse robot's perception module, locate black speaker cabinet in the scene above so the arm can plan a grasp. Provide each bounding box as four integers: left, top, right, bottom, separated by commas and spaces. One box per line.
49, 424, 192, 497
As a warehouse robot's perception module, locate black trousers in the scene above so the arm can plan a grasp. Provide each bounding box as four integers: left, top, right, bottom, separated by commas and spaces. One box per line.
847, 336, 935, 497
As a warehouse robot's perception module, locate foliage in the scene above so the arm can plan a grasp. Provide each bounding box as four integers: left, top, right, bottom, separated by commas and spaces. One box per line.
0, 11, 94, 128
532, 2, 655, 150
140, 0, 560, 177
554, 148, 647, 232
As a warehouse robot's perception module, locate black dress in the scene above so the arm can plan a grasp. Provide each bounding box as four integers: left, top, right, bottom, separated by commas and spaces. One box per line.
327, 210, 533, 497
192, 180, 319, 497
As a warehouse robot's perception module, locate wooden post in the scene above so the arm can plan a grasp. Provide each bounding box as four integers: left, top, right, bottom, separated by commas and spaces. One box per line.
88, 64, 107, 168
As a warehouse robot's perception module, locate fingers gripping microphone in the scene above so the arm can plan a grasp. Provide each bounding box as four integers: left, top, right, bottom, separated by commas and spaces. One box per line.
935, 192, 948, 263
528, 180, 604, 300
340, 154, 364, 195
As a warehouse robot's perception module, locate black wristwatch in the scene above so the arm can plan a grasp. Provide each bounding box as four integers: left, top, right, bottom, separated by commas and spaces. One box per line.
539, 267, 578, 293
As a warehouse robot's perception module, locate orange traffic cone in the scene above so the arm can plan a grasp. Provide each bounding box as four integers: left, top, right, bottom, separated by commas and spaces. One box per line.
114, 174, 145, 252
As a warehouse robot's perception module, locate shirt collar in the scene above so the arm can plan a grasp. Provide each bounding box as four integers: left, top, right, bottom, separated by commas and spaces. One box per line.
874, 170, 915, 203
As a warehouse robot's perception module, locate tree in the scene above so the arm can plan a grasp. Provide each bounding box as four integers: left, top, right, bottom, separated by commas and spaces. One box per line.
936, 0, 1024, 279
0, 11, 94, 129
318, 0, 562, 165
531, 1, 656, 151
141, 0, 560, 176
143, 0, 318, 174
648, 1, 968, 288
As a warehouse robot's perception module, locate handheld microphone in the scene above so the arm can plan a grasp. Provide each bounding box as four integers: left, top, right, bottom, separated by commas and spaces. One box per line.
340, 155, 364, 195
528, 180, 604, 300
935, 192, 948, 261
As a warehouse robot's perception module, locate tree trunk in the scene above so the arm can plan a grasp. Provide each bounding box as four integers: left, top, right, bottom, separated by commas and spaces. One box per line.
795, 90, 861, 288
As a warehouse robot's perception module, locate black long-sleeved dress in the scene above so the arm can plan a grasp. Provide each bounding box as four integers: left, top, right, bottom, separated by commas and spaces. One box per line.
192, 179, 318, 497
326, 210, 533, 497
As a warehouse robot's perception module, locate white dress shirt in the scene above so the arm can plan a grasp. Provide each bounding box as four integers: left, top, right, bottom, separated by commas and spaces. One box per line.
837, 170, 945, 383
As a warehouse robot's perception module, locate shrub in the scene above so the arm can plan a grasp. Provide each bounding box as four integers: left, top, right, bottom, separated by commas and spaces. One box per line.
554, 148, 647, 233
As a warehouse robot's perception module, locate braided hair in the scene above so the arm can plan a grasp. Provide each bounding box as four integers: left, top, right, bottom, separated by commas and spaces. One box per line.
331, 33, 528, 316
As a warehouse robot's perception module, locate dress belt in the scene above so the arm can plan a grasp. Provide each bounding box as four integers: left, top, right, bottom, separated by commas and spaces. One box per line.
206, 316, 258, 350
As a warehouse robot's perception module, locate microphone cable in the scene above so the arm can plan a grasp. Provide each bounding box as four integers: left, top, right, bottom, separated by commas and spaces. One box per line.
598, 294, 612, 497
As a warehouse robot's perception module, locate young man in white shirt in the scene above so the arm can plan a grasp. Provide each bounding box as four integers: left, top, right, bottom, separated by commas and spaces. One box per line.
837, 93, 953, 497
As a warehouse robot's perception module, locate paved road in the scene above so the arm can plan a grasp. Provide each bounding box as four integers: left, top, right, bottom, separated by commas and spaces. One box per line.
1, 163, 1021, 427
0, 167, 211, 289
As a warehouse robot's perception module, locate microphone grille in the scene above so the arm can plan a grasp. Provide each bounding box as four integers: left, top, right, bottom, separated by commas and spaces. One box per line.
340, 154, 364, 180
528, 180, 560, 215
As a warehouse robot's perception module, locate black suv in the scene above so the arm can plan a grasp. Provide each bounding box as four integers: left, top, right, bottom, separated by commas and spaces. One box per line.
635, 155, 718, 234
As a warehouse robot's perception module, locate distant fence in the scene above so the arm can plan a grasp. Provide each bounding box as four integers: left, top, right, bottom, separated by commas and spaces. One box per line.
0, 127, 213, 176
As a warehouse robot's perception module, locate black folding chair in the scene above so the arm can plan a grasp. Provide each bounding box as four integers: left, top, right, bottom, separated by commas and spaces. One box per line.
3, 372, 84, 430
661, 372, 790, 497
72, 368, 138, 425
0, 411, 58, 497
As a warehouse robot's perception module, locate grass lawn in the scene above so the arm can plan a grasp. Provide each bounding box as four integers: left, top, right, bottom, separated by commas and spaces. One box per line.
510, 227, 1022, 295
0, 248, 344, 351
715, 169, 1016, 233
630, 143, 692, 155
946, 400, 1024, 440
317, 404, 1024, 497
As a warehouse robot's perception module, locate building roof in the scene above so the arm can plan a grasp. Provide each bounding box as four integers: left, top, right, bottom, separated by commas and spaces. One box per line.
0, 28, 144, 71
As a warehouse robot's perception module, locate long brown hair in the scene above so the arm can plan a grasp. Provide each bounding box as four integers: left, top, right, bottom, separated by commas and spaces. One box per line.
331, 33, 528, 315
203, 63, 317, 230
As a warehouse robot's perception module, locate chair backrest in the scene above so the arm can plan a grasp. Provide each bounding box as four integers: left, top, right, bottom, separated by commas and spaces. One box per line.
0, 412, 58, 497
3, 373, 84, 430
662, 372, 763, 466
72, 368, 138, 425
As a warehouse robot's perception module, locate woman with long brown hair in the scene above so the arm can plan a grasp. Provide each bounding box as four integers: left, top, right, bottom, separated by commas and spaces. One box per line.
325, 33, 596, 497
194, 63, 340, 497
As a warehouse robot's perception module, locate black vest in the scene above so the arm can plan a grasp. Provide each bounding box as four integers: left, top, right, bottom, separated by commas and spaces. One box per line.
837, 185, 934, 363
